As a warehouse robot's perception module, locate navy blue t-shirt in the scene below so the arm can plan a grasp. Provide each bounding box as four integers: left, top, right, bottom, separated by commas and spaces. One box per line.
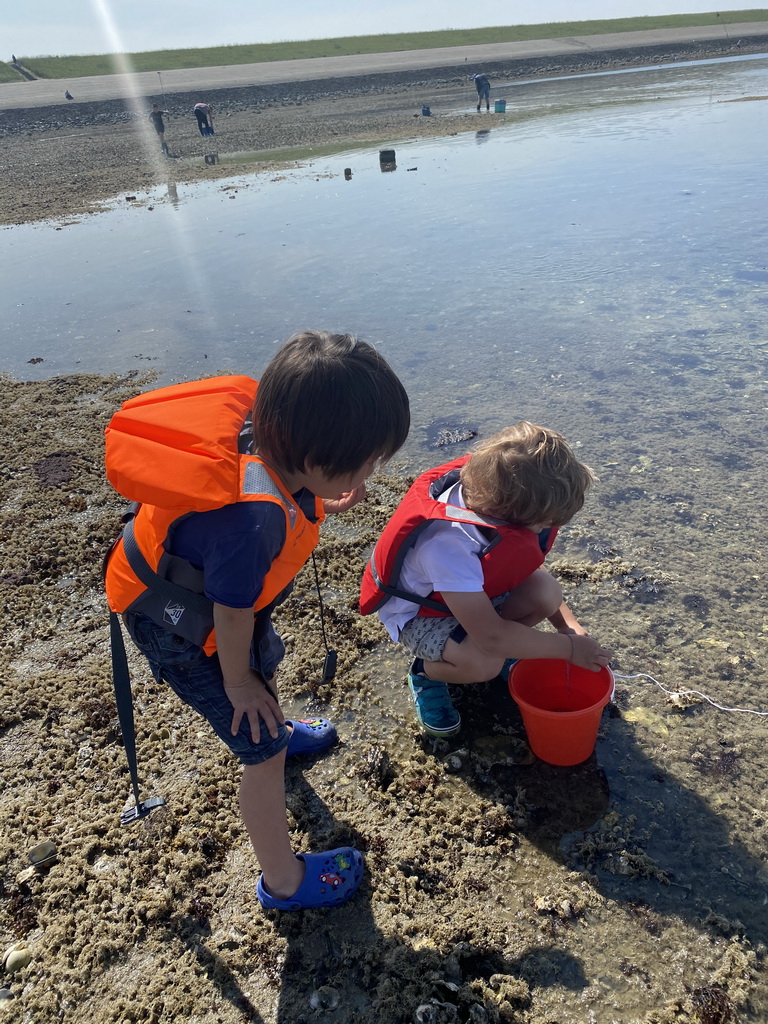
169, 488, 319, 608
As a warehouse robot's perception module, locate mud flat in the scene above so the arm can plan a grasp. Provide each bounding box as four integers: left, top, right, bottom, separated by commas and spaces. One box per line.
1, 33, 766, 225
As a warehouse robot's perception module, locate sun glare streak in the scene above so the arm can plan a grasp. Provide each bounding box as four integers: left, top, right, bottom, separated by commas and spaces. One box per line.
89, 0, 213, 327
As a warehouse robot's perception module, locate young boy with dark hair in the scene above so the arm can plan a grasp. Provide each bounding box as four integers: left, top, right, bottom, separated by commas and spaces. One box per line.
105, 331, 410, 910
360, 422, 612, 738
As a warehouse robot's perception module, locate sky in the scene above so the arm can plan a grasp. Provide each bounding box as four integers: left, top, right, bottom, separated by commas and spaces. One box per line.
3, 1, 761, 58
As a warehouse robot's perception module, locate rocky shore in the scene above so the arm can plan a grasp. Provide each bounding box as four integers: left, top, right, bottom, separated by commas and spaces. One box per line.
1, 34, 765, 226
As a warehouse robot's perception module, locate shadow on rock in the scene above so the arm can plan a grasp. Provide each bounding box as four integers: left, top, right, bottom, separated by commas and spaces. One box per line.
271, 772, 588, 1024
441, 675, 768, 951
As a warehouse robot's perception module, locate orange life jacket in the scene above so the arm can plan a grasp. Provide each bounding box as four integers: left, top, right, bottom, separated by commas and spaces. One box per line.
359, 456, 557, 617
104, 375, 324, 655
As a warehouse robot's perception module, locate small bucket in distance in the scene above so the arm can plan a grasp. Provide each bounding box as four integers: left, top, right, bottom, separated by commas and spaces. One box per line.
508, 659, 614, 766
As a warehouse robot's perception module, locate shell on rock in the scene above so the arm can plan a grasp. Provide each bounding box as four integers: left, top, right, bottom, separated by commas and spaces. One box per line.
2, 946, 32, 973
414, 1001, 458, 1024
309, 985, 340, 1011
27, 840, 57, 868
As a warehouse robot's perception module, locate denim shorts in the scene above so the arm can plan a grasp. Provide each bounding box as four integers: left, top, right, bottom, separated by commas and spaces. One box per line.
398, 593, 510, 662
124, 611, 290, 765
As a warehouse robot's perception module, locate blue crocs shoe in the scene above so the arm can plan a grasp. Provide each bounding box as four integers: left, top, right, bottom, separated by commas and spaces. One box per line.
408, 664, 461, 738
257, 847, 364, 911
285, 717, 338, 757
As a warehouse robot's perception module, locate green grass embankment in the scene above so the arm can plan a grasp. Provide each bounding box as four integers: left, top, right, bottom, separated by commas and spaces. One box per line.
18, 9, 768, 80
0, 62, 24, 83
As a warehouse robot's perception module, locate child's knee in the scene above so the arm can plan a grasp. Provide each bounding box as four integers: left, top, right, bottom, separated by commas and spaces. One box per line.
500, 568, 562, 624
535, 570, 563, 614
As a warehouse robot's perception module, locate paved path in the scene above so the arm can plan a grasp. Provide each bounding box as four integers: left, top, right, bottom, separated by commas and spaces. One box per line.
1, 22, 766, 109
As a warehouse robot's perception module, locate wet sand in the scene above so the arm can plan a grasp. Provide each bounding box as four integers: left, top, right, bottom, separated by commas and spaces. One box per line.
2, 32, 768, 1024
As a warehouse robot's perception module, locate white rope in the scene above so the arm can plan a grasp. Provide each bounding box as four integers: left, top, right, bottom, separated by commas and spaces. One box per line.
612, 672, 768, 717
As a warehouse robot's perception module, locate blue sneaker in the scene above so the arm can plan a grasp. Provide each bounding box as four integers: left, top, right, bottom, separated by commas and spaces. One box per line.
500, 658, 518, 682
408, 664, 461, 738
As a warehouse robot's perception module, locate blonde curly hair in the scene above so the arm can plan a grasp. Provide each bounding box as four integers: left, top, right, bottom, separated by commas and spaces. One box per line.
459, 421, 594, 527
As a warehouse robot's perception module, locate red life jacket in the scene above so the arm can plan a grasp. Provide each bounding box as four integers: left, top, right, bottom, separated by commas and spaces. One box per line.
359, 456, 556, 617
104, 375, 324, 655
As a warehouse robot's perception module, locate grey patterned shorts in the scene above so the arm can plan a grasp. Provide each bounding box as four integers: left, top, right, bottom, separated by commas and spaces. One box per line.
398, 593, 509, 661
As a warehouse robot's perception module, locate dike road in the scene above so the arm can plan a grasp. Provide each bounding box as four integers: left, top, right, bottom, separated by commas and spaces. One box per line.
1, 21, 767, 109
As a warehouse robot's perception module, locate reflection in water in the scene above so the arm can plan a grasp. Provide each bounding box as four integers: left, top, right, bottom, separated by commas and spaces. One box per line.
379, 147, 397, 173
475, 129, 491, 144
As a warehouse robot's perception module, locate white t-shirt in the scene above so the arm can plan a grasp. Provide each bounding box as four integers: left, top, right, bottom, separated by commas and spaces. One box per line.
377, 482, 488, 640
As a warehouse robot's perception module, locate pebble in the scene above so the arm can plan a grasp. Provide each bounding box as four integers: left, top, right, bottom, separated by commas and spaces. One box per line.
309, 986, 339, 1010
2, 946, 32, 973
414, 1002, 458, 1024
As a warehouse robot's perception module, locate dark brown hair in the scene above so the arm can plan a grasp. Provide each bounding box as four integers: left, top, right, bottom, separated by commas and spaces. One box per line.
460, 421, 594, 527
253, 330, 410, 475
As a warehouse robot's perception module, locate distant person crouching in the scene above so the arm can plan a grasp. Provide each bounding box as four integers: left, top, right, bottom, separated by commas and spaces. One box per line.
65, 89, 74, 100
472, 73, 490, 112
194, 102, 214, 137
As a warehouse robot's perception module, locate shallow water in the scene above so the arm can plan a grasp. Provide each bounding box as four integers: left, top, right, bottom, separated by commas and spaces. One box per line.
3, 53, 767, 396
3, 53, 768, 1022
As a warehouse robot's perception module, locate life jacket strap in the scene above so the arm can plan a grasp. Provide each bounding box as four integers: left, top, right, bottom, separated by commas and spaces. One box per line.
368, 551, 448, 613
109, 609, 166, 825
122, 517, 213, 620
108, 519, 215, 823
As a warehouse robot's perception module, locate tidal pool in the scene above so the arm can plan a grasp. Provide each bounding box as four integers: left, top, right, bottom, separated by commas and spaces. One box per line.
3, 52, 768, 1023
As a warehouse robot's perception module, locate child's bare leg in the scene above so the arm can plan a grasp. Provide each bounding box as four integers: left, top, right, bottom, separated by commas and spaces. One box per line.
422, 570, 566, 684
503, 569, 588, 635
423, 635, 504, 685
240, 749, 304, 900
499, 568, 563, 626
548, 600, 587, 634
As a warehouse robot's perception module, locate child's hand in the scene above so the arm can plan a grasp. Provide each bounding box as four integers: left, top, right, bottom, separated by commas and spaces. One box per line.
569, 633, 613, 672
322, 484, 366, 515
224, 670, 284, 744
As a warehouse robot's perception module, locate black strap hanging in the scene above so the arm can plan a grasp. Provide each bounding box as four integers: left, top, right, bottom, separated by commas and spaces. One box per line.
311, 552, 337, 682
109, 610, 165, 825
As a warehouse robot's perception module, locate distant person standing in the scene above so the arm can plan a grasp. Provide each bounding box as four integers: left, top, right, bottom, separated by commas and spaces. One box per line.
150, 104, 170, 154
193, 102, 214, 137
472, 73, 490, 112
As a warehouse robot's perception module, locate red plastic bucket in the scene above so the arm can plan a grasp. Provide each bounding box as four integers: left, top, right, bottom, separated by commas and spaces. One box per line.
508, 659, 614, 766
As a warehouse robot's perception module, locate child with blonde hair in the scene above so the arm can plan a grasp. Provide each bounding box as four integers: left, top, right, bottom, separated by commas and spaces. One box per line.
360, 422, 612, 737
